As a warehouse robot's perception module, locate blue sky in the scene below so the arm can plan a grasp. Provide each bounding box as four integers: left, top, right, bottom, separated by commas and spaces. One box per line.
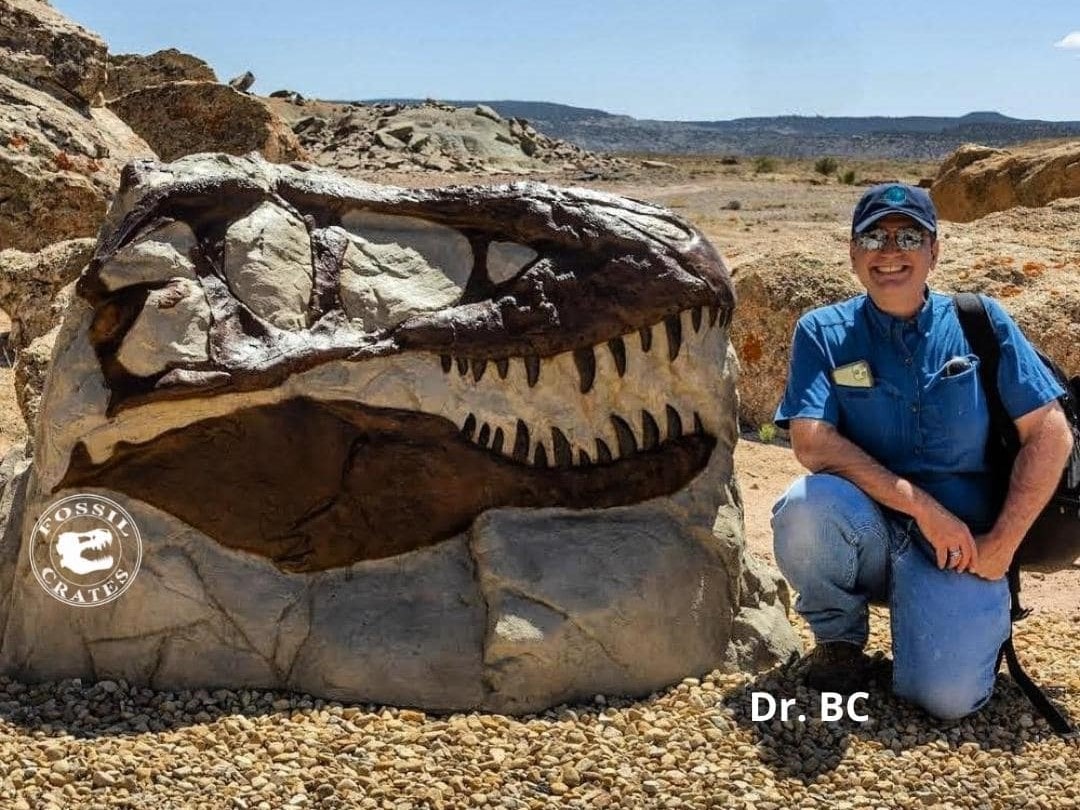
53, 0, 1080, 121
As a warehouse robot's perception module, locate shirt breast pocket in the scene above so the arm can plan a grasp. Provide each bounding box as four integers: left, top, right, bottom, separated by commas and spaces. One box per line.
924, 355, 989, 467
835, 381, 904, 462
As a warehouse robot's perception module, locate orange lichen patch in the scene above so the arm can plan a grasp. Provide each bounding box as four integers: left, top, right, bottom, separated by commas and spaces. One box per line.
741, 333, 764, 365
974, 255, 1015, 270
53, 152, 75, 171
7, 134, 28, 150
1022, 261, 1046, 277
997, 285, 1023, 298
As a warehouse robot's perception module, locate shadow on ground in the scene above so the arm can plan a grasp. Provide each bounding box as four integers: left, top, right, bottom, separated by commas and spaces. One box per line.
722, 654, 1074, 782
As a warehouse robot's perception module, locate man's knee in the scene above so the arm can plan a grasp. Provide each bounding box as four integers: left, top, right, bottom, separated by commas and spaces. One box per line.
772, 474, 870, 550
895, 673, 993, 721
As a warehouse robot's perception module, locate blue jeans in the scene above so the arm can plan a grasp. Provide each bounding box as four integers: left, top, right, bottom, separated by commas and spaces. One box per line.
771, 473, 1011, 720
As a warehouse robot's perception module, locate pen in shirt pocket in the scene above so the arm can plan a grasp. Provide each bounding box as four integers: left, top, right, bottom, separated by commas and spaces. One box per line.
941, 356, 974, 378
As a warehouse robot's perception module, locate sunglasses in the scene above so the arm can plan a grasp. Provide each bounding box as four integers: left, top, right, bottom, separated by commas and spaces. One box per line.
853, 226, 929, 252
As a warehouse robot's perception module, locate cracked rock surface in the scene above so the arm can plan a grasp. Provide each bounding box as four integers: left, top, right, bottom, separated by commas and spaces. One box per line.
0, 153, 798, 713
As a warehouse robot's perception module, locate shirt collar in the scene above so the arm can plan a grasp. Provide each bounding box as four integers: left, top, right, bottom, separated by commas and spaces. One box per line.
864, 286, 935, 338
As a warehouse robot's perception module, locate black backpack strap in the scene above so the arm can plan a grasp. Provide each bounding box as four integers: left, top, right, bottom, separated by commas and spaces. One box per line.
953, 292, 1018, 452
953, 293, 1078, 740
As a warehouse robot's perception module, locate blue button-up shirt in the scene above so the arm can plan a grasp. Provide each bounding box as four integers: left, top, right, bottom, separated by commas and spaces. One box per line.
775, 290, 1064, 532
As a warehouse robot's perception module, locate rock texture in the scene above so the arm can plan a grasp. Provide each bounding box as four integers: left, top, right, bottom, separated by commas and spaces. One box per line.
1, 154, 798, 713
108, 81, 305, 163
0, 237, 93, 351
0, 239, 89, 430
731, 254, 861, 429
0, 74, 155, 251
275, 99, 632, 177
0, 0, 107, 106
932, 141, 1080, 222
103, 48, 216, 101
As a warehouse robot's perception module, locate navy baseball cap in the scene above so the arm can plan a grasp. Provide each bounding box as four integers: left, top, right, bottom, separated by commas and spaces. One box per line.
851, 183, 937, 235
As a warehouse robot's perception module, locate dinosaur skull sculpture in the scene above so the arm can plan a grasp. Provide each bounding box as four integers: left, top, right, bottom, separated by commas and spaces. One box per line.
43, 155, 734, 571
6, 155, 800, 711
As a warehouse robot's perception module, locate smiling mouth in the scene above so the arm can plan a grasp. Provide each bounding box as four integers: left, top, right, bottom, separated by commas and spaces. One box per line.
48, 161, 735, 572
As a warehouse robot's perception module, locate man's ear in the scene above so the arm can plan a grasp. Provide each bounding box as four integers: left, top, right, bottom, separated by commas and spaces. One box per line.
849, 240, 857, 264
929, 236, 939, 269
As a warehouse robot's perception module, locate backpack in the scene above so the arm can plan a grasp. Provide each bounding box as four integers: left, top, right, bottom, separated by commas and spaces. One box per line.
954, 292, 1080, 740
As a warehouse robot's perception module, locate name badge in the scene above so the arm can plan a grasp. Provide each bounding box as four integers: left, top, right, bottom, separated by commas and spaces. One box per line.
832, 360, 874, 388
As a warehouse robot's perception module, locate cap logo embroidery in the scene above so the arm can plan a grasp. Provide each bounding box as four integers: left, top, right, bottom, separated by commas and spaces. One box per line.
883, 186, 907, 204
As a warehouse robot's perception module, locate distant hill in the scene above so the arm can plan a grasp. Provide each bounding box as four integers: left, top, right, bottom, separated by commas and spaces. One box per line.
358, 100, 1080, 159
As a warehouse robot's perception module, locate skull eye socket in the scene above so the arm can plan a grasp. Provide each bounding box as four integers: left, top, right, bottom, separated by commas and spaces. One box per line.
486, 241, 538, 285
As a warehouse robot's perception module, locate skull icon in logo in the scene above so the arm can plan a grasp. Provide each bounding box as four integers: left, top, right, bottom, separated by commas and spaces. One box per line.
30, 495, 142, 606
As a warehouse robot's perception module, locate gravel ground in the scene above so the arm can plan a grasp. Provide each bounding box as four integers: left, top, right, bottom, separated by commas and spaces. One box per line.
0, 608, 1075, 809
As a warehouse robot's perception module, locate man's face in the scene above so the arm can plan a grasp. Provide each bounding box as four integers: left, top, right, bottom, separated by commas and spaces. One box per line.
849, 213, 938, 318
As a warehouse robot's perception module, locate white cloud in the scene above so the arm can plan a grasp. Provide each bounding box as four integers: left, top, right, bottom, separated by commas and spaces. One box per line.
1054, 32, 1080, 49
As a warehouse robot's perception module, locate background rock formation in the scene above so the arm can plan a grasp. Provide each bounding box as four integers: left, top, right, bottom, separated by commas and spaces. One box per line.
108, 81, 305, 163
0, 0, 106, 106
0, 57, 154, 253
272, 98, 632, 178
103, 48, 217, 101
932, 141, 1080, 222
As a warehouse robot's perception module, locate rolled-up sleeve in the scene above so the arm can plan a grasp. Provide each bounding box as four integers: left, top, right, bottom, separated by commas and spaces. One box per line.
774, 317, 837, 430
982, 296, 1065, 419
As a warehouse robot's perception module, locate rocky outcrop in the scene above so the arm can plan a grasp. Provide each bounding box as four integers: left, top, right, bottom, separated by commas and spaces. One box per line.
103, 48, 216, 101
0, 237, 93, 350
731, 253, 861, 430
932, 141, 1080, 222
0, 0, 107, 106
282, 99, 631, 177
0, 239, 90, 430
108, 81, 305, 163
0, 154, 799, 713
0, 74, 156, 251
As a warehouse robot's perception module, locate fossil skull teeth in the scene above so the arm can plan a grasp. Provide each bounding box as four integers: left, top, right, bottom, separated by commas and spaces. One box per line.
444, 306, 724, 467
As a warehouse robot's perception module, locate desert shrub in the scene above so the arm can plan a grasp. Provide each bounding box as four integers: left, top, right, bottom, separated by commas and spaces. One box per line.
724, 199, 742, 210
752, 156, 777, 174
840, 169, 857, 185
757, 423, 777, 444
814, 157, 838, 176
720, 155, 739, 165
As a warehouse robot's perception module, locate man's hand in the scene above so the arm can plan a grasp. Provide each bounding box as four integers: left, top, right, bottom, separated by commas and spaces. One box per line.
913, 500, 978, 572
969, 531, 1019, 581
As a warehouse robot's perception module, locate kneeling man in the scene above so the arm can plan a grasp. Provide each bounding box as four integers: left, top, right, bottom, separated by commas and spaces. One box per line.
771, 183, 1074, 719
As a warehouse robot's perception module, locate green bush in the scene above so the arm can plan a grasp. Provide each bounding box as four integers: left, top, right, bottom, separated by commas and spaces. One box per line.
840, 169, 857, 185
757, 423, 777, 444
814, 157, 838, 176
752, 156, 777, 174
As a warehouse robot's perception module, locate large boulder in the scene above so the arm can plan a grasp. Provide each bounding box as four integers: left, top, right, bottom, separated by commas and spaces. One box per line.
0, 154, 799, 713
0, 0, 107, 107
282, 99, 632, 177
731, 252, 860, 430
0, 74, 156, 252
932, 141, 1080, 222
103, 48, 217, 101
108, 81, 306, 163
